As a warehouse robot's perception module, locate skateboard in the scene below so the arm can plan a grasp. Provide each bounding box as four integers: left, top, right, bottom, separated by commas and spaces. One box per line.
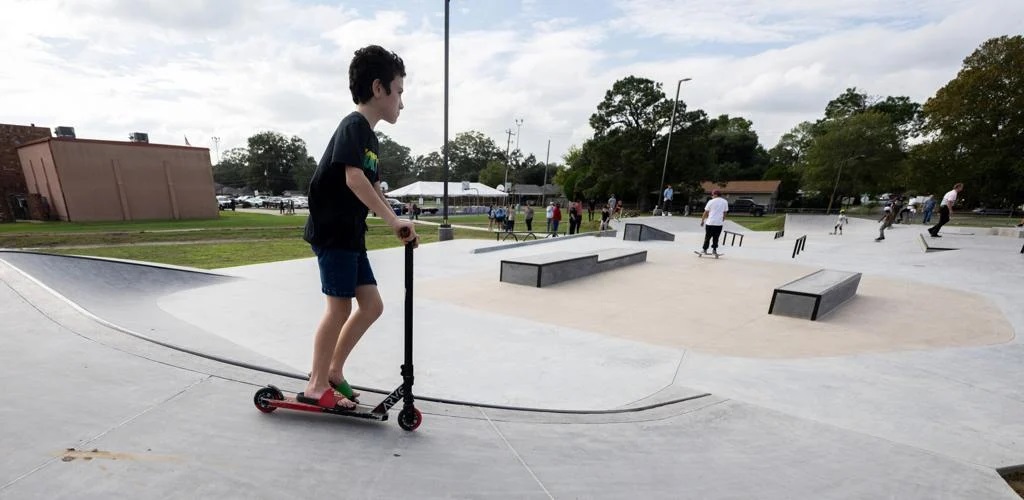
694, 251, 723, 259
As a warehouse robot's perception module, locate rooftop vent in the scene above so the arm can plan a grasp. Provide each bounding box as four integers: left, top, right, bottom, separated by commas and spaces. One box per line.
129, 132, 149, 143
54, 126, 76, 138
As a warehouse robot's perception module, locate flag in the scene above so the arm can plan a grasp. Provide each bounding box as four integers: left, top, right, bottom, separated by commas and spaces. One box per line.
184, 135, 191, 146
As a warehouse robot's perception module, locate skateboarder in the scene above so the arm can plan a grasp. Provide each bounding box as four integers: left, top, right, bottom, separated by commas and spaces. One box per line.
928, 183, 964, 238
875, 205, 894, 241
699, 189, 728, 255
832, 210, 849, 235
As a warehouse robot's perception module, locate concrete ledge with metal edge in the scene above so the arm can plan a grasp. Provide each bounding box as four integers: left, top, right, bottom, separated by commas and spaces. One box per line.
918, 233, 958, 253
768, 269, 862, 321
623, 223, 675, 242
471, 230, 615, 254
500, 248, 647, 288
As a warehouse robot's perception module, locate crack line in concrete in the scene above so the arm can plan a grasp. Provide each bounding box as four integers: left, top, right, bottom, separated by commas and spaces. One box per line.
479, 408, 554, 500
0, 377, 209, 492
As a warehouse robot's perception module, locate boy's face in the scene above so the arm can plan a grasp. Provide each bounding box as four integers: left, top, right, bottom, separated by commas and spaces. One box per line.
375, 76, 404, 124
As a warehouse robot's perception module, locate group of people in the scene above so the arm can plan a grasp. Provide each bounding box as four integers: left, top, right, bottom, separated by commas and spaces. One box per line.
875, 184, 964, 242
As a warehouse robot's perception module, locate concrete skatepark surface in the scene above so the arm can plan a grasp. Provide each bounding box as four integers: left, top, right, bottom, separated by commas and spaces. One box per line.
2, 213, 1023, 499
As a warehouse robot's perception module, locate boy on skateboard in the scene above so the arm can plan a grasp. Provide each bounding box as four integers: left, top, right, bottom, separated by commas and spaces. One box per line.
300, 45, 418, 410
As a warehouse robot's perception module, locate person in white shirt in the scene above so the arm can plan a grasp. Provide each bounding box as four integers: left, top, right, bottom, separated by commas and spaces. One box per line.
928, 182, 963, 238
699, 190, 729, 255
662, 184, 674, 216
545, 202, 554, 233
832, 210, 849, 235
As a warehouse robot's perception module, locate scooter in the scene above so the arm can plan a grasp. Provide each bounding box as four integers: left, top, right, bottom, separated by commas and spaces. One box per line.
252, 233, 422, 431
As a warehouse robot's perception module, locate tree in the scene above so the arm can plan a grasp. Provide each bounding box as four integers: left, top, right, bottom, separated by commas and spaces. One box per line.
246, 131, 314, 194
706, 114, 769, 181
447, 131, 503, 182
582, 76, 675, 207
824, 88, 869, 120
801, 111, 904, 207
478, 159, 506, 187
212, 147, 248, 188
922, 35, 1024, 206
413, 152, 444, 181
377, 132, 416, 189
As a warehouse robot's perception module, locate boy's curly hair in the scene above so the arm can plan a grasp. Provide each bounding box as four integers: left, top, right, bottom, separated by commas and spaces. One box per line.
349, 45, 406, 105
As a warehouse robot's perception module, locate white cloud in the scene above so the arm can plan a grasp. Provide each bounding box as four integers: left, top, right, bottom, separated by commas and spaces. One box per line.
1, 0, 1022, 174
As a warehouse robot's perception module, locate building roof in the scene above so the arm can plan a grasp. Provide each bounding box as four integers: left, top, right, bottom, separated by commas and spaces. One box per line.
700, 180, 782, 195
17, 136, 208, 152
386, 181, 507, 198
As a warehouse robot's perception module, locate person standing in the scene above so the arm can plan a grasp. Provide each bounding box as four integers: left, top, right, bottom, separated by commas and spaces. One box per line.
662, 184, 674, 216
699, 190, 728, 255
545, 202, 554, 233
921, 194, 935, 224
301, 45, 417, 410
928, 183, 964, 238
551, 202, 562, 235
524, 203, 534, 232
608, 194, 616, 220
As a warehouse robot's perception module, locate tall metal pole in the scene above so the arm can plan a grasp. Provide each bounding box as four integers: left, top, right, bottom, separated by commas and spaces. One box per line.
541, 138, 550, 206
659, 78, 691, 208
514, 118, 523, 151
442, 0, 449, 224
503, 128, 513, 188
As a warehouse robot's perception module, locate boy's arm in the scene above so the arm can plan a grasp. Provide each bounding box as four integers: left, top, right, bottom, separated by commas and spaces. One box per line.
345, 167, 416, 241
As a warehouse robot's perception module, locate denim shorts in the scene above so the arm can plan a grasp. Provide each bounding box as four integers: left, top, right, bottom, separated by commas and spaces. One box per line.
311, 246, 377, 297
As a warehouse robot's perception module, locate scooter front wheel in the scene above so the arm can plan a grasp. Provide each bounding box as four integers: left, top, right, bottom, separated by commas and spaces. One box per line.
254, 386, 283, 413
397, 406, 422, 431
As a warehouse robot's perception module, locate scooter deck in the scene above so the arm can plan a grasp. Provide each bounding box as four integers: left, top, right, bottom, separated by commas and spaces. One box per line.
262, 394, 388, 421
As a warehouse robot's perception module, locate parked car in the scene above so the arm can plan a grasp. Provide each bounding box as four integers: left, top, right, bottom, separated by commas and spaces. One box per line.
729, 197, 766, 216
215, 196, 233, 210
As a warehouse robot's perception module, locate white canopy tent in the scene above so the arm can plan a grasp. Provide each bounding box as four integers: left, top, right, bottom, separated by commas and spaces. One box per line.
386, 181, 507, 198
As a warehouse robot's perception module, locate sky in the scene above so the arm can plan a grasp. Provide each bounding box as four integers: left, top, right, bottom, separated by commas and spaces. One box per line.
2, 0, 1022, 168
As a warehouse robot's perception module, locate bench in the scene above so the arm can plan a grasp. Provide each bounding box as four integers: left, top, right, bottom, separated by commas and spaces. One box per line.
769, 269, 861, 321
623, 223, 675, 242
500, 249, 647, 287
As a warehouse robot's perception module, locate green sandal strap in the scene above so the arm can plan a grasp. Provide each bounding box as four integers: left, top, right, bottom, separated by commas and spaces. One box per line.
331, 379, 357, 399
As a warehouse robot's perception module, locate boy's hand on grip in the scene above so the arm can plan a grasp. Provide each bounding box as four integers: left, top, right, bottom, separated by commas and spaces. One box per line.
394, 221, 418, 248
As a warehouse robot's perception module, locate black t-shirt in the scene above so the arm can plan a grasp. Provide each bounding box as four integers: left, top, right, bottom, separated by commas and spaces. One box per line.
303, 112, 380, 250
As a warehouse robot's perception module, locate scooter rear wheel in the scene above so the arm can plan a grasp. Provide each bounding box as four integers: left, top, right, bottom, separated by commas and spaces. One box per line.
397, 406, 422, 431
254, 386, 283, 413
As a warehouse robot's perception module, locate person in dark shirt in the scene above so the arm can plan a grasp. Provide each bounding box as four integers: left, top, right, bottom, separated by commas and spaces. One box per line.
299, 45, 418, 410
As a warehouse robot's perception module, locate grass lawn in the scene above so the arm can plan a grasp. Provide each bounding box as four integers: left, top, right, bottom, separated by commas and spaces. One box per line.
0, 211, 306, 234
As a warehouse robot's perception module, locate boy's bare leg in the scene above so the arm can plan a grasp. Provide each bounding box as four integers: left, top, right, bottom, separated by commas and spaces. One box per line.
328, 284, 384, 386
305, 296, 353, 400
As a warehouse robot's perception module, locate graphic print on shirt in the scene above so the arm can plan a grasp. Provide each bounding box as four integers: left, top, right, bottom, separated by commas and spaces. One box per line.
363, 149, 378, 175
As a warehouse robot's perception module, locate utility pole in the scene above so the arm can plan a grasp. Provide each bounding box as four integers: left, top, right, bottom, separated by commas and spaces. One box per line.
438, 0, 453, 240
541, 139, 551, 206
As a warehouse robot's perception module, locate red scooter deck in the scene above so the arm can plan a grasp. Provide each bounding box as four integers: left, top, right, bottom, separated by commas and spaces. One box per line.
254, 385, 388, 421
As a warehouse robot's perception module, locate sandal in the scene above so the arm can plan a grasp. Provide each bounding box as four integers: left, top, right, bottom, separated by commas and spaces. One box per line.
330, 379, 360, 402
295, 389, 356, 410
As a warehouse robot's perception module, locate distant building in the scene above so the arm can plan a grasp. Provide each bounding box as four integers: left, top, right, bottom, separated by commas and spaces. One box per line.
16, 134, 217, 222
699, 180, 782, 210
0, 123, 52, 222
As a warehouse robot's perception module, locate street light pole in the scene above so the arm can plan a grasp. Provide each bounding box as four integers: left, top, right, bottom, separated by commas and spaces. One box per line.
827, 154, 866, 215
659, 77, 691, 209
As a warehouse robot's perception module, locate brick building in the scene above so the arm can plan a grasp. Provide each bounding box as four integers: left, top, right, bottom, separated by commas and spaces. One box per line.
17, 135, 218, 222
0, 123, 52, 222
